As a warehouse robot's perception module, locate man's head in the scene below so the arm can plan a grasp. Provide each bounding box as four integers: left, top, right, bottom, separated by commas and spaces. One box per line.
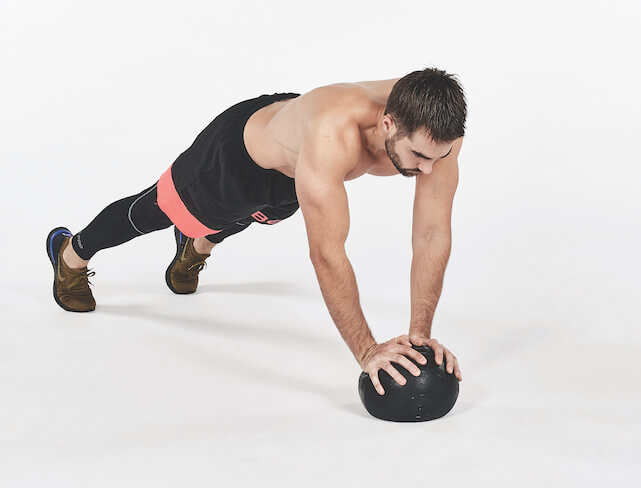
382, 67, 467, 178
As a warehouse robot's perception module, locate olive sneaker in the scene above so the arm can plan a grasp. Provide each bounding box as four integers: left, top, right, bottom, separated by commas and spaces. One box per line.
165, 226, 210, 294
46, 227, 96, 312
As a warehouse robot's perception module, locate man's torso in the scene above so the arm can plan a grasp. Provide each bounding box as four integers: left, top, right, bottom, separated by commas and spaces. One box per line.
243, 78, 402, 181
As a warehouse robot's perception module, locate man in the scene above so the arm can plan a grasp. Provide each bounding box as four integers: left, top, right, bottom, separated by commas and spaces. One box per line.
46, 67, 466, 395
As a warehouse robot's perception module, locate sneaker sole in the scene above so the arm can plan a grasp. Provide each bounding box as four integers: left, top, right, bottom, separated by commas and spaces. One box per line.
165, 226, 194, 295
46, 226, 94, 313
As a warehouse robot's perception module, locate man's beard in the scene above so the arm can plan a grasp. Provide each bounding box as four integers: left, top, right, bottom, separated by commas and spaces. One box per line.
385, 136, 415, 178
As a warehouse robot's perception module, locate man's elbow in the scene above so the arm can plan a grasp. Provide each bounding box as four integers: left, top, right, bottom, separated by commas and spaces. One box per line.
309, 242, 347, 266
411, 228, 452, 250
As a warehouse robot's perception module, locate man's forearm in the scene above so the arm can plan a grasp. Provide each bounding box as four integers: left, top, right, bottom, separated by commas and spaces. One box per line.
409, 237, 452, 338
311, 252, 376, 365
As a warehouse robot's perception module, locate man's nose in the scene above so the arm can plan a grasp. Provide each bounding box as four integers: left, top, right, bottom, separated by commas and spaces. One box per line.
419, 163, 433, 174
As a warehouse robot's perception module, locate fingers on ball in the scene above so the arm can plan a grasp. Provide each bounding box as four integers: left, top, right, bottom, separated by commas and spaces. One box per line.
395, 354, 421, 376
384, 365, 406, 386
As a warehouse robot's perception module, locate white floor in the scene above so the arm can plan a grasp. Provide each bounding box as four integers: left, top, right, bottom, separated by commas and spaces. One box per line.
3, 180, 640, 486
2, 0, 640, 486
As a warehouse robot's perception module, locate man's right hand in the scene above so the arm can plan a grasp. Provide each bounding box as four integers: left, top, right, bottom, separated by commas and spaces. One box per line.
359, 334, 428, 395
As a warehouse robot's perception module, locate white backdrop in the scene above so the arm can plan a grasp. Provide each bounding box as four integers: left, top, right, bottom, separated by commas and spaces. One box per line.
1, 0, 640, 486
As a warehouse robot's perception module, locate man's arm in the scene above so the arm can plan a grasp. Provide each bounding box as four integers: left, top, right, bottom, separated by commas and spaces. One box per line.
295, 119, 376, 366
409, 137, 463, 338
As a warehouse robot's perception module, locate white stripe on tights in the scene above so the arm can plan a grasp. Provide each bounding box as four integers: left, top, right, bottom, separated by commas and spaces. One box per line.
128, 183, 158, 235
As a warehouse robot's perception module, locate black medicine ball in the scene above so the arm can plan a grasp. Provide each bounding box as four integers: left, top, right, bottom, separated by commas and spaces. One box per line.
358, 344, 459, 422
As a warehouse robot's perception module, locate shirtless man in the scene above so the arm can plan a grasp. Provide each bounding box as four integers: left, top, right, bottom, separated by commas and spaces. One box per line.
46, 67, 466, 395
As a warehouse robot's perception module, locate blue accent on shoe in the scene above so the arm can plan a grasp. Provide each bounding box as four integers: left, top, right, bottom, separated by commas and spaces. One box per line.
49, 229, 72, 265
179, 231, 183, 244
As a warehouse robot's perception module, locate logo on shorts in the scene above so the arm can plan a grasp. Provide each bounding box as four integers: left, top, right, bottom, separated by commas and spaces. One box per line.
251, 211, 268, 222
251, 211, 281, 225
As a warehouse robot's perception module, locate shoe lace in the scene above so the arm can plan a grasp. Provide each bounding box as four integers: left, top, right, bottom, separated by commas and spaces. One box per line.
67, 268, 96, 295
187, 260, 208, 273
179, 238, 209, 274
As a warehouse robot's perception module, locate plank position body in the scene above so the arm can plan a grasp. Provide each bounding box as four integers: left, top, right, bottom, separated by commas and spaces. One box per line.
46, 67, 466, 394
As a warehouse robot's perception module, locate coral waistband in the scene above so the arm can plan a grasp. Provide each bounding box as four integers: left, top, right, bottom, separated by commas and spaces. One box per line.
156, 163, 223, 238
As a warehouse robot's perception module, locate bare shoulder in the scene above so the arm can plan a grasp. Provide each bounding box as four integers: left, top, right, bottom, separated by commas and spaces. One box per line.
295, 85, 365, 176
295, 77, 399, 129
298, 83, 367, 127
415, 136, 465, 196
296, 117, 362, 180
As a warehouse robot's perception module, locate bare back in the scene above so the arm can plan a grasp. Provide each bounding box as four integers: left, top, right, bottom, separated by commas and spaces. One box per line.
242, 78, 402, 181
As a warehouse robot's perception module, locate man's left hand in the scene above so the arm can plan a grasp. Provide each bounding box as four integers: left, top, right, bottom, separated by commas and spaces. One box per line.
405, 334, 462, 381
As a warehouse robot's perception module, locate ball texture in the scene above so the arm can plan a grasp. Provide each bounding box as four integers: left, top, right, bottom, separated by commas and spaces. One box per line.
358, 344, 459, 422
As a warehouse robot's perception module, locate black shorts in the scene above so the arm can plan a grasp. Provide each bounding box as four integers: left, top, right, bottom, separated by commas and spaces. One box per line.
157, 92, 301, 238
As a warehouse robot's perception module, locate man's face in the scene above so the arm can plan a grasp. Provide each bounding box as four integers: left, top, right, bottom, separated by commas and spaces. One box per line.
385, 127, 453, 178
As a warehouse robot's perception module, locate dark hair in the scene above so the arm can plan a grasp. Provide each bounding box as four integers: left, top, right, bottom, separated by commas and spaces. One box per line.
384, 66, 467, 143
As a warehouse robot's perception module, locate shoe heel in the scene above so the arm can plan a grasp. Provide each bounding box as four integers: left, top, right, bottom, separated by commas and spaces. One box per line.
46, 226, 72, 269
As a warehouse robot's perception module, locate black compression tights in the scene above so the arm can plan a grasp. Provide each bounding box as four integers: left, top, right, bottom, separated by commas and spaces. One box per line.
70, 181, 252, 261
70, 182, 173, 261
